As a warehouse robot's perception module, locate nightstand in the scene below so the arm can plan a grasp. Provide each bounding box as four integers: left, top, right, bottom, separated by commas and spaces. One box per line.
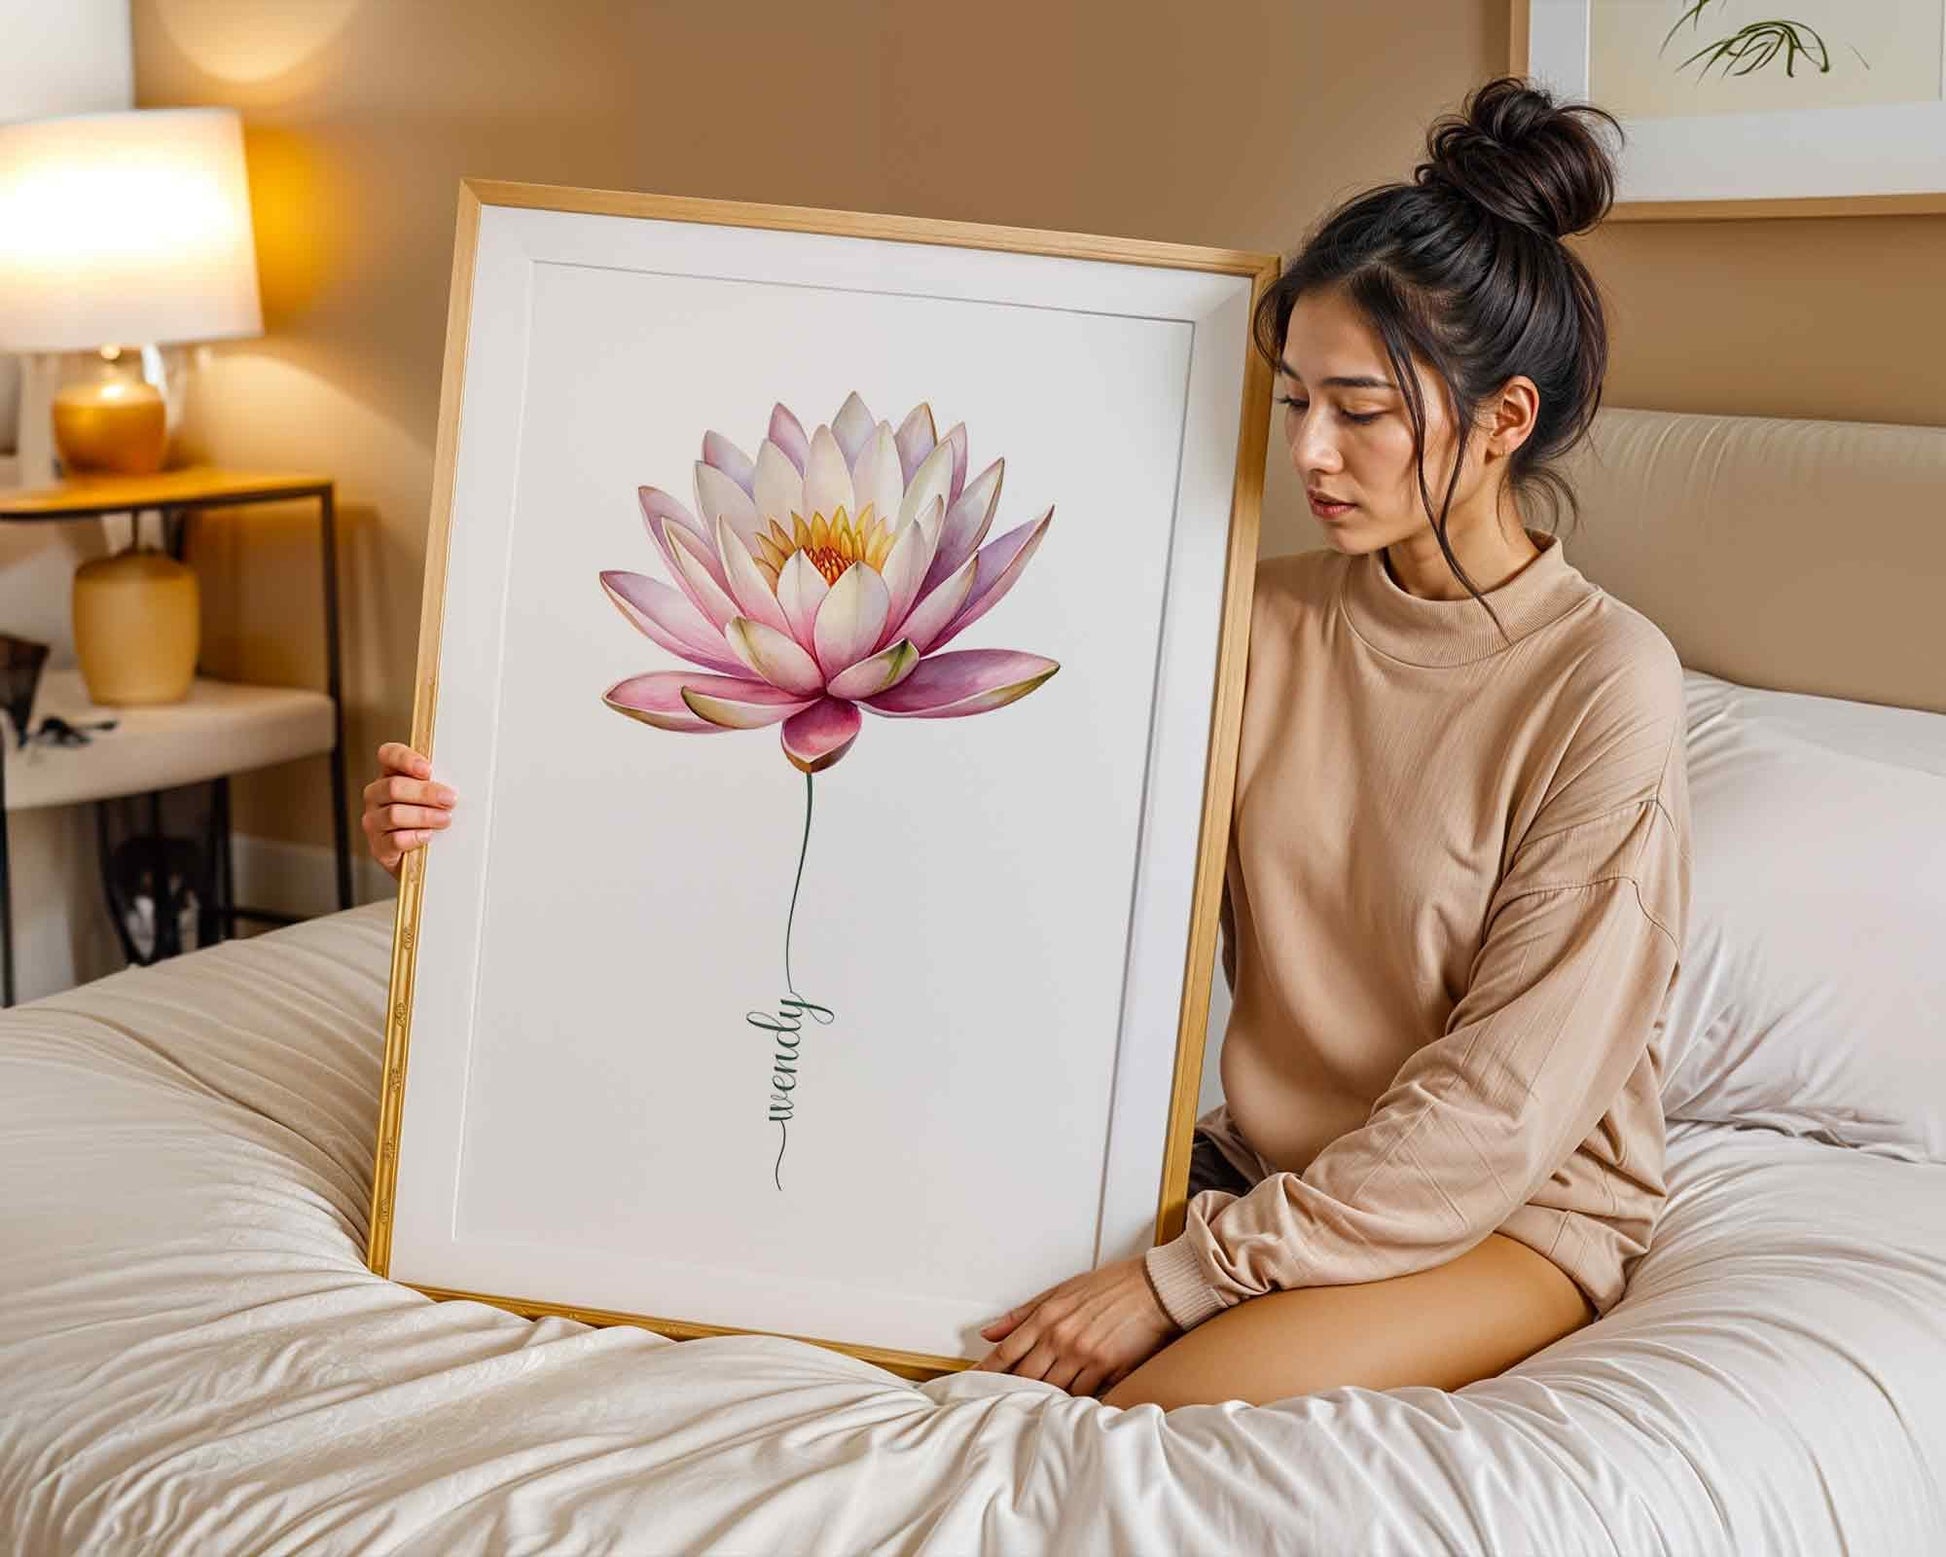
0, 468, 353, 1006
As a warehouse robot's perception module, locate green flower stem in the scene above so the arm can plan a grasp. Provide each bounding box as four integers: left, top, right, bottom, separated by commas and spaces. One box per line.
748, 770, 834, 1192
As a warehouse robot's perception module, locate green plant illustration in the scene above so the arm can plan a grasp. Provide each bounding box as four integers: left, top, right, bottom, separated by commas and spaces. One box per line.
1659, 0, 1870, 80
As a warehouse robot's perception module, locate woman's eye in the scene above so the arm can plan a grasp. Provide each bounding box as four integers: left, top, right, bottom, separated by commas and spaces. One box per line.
1276, 394, 1379, 425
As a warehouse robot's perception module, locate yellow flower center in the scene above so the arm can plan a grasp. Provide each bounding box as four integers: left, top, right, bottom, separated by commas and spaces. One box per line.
752, 504, 894, 588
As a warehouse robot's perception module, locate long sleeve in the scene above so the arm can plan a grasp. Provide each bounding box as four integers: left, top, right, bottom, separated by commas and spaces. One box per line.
1145, 693, 1690, 1334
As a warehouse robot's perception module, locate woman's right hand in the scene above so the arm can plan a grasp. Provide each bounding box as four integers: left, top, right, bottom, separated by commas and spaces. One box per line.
363, 741, 458, 882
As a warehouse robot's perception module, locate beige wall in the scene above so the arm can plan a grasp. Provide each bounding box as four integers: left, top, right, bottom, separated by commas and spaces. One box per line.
129, 0, 1946, 861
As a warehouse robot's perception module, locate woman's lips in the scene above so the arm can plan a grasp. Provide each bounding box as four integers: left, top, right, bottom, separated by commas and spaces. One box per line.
1308, 493, 1355, 520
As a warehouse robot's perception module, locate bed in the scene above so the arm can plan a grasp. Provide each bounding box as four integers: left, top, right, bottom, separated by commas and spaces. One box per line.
5, 404, 1945, 1555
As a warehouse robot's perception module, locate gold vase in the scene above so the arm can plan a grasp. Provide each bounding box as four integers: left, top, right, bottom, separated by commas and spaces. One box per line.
72, 550, 200, 705
52, 364, 170, 477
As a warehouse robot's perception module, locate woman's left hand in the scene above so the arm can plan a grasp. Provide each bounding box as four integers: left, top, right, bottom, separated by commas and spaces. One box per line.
972, 1254, 1180, 1396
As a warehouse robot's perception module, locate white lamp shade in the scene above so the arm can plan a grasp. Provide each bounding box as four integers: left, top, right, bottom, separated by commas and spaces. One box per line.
0, 106, 264, 353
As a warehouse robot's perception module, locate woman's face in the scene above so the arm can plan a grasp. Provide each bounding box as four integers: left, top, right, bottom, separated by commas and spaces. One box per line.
1276, 286, 1521, 554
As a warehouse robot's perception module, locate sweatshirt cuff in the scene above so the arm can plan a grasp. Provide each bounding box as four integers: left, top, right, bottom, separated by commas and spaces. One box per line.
1142, 1234, 1229, 1333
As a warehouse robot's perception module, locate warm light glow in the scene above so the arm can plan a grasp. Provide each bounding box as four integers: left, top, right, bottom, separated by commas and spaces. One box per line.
0, 107, 264, 354
155, 0, 360, 85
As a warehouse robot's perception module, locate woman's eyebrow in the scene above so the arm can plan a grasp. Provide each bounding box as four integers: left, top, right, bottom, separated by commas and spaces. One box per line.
1278, 360, 1396, 390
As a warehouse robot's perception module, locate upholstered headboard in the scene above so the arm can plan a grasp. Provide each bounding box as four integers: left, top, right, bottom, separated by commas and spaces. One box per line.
1554, 407, 1945, 716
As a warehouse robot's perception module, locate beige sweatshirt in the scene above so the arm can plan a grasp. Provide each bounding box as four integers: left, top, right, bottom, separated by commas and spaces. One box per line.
1143, 528, 1692, 1333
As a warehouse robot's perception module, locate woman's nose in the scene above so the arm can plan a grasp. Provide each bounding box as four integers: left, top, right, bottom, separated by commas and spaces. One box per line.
1287, 412, 1339, 476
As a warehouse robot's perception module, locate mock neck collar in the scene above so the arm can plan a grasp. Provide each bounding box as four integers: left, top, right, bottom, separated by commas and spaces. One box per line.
1337, 528, 1596, 667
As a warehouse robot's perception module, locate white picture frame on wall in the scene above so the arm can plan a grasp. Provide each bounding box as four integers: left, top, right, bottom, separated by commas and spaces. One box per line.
365, 178, 1278, 1381
1514, 0, 1946, 217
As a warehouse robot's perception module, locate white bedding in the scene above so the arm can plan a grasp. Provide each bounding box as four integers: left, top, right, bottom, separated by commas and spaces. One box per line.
5, 901, 1944, 1556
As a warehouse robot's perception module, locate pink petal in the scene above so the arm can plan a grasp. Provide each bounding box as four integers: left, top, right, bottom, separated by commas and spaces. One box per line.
831, 391, 876, 466
812, 562, 890, 680
941, 422, 968, 505
726, 617, 827, 696
825, 638, 919, 701
897, 439, 954, 532
920, 457, 1002, 599
781, 696, 862, 773
768, 403, 810, 473
927, 506, 1054, 652
598, 570, 744, 675
891, 549, 977, 655
640, 487, 728, 594
603, 671, 752, 733
862, 649, 1059, 719
681, 680, 819, 730
701, 430, 756, 496
894, 402, 937, 485
666, 524, 743, 630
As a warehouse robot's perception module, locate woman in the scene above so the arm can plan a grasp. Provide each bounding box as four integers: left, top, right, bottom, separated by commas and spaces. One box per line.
364, 73, 1691, 1412
973, 73, 1690, 1409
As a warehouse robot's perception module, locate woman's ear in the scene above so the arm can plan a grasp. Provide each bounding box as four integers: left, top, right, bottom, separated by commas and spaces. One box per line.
1487, 376, 1540, 460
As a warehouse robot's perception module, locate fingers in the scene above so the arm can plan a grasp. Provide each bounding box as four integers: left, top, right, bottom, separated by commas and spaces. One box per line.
363, 740, 458, 879
376, 802, 451, 832
978, 1308, 1052, 1376
364, 743, 457, 877
362, 810, 447, 856
377, 740, 432, 778
979, 1307, 1024, 1342
363, 771, 456, 810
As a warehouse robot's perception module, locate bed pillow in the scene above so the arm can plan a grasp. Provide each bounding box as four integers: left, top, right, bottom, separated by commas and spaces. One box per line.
1659, 669, 1946, 1162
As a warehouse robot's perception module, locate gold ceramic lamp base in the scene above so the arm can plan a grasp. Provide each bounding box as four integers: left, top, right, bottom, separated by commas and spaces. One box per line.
71, 549, 200, 705
52, 368, 169, 477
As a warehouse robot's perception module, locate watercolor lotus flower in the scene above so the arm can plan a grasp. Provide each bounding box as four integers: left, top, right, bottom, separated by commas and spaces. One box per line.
599, 391, 1059, 774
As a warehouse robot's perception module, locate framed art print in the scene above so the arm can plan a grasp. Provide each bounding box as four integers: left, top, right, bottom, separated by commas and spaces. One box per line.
365, 178, 1278, 1380
1514, 0, 1946, 217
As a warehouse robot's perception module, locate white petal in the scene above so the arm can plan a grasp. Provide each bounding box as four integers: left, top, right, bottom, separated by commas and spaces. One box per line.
801, 424, 855, 523
879, 494, 942, 637
849, 422, 904, 533
753, 439, 804, 523
714, 515, 792, 635
812, 562, 891, 680
725, 617, 827, 696
776, 549, 829, 652
695, 460, 762, 550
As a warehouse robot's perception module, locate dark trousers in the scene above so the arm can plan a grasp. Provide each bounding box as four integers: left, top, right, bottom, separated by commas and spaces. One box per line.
1187, 1126, 1257, 1198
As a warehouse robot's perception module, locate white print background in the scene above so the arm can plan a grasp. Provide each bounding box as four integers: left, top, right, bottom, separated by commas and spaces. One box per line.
449, 256, 1195, 1326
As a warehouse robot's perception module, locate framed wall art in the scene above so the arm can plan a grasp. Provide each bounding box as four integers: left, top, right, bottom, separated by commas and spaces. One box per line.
1514, 0, 1946, 217
365, 178, 1278, 1380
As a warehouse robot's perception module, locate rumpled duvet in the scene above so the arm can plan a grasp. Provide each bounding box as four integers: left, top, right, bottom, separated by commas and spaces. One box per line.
4, 902, 1943, 1555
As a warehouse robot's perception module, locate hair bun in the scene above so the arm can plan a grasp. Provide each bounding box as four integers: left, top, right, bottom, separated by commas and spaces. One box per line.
1414, 75, 1621, 240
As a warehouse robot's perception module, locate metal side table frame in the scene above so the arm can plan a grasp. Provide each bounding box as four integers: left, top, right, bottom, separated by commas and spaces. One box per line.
0, 470, 353, 1006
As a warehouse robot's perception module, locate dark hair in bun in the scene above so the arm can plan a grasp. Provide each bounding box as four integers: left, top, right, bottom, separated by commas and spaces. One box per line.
1251, 74, 1625, 638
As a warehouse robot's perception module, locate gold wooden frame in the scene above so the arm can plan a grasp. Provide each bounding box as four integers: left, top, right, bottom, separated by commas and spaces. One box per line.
1509, 0, 1946, 221
364, 176, 1280, 1382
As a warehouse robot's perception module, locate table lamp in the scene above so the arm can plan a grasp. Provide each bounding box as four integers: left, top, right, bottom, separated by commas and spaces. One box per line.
0, 106, 265, 705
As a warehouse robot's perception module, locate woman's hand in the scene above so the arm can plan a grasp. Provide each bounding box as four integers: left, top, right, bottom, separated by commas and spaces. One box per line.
363, 741, 457, 881
972, 1254, 1180, 1397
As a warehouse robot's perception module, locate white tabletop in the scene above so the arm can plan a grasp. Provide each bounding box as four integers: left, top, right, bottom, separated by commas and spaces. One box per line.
3, 669, 335, 813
